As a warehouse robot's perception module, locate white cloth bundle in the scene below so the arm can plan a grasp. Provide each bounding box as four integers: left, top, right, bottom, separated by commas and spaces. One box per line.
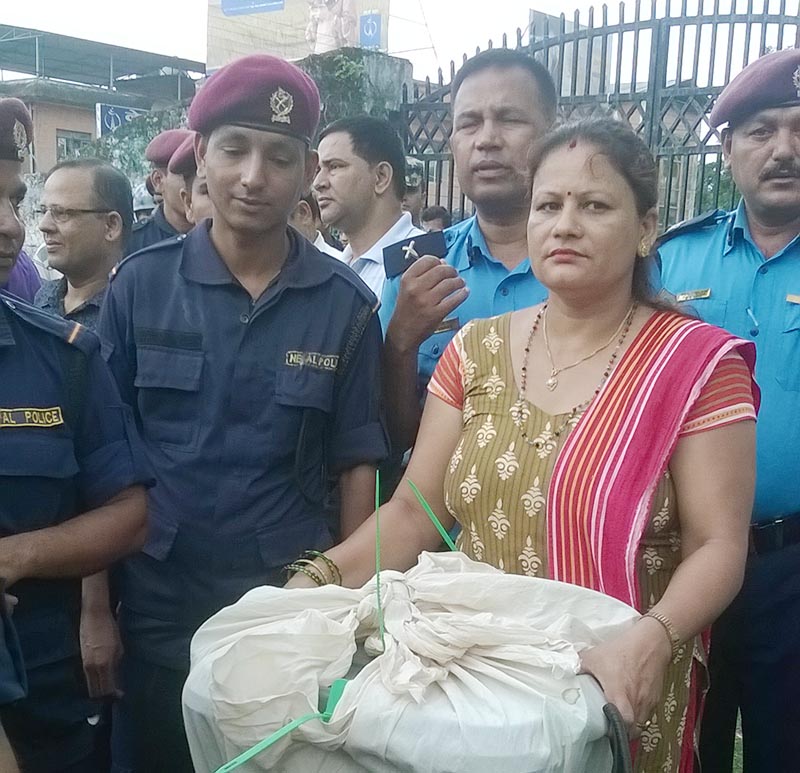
183, 551, 639, 773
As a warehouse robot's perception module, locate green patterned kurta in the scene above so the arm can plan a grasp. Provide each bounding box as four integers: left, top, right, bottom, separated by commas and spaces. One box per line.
440, 314, 703, 773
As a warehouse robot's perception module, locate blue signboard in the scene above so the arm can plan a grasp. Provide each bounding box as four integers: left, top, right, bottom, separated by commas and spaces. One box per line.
221, 0, 284, 16
95, 104, 150, 137
359, 12, 382, 49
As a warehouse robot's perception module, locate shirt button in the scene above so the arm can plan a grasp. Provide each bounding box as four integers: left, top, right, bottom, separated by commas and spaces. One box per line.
500, 287, 509, 296
432, 344, 440, 356
239, 313, 249, 324
758, 265, 768, 275
750, 328, 759, 337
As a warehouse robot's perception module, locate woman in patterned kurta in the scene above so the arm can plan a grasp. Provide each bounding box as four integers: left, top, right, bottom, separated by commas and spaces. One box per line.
290, 119, 758, 772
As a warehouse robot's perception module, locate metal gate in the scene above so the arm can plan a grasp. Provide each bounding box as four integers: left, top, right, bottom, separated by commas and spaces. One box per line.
403, 1, 800, 228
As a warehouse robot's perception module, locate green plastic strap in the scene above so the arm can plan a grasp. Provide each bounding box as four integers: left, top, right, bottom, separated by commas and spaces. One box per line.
406, 480, 458, 551
212, 674, 348, 771
375, 469, 385, 651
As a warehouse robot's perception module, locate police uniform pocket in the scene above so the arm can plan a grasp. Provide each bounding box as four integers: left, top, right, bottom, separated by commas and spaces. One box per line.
0, 434, 78, 479
275, 367, 335, 412
134, 346, 203, 450
777, 303, 800, 392
675, 296, 728, 328
418, 329, 458, 387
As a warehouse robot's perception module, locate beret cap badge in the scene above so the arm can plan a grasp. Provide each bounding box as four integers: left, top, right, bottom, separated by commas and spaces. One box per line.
270, 87, 294, 125
12, 119, 27, 161
794, 65, 800, 98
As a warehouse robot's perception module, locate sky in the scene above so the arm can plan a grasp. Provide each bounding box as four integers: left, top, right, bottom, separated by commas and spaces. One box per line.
1, 0, 798, 81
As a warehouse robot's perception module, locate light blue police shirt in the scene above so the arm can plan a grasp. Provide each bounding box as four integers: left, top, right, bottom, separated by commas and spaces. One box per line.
380, 215, 547, 395
658, 201, 800, 523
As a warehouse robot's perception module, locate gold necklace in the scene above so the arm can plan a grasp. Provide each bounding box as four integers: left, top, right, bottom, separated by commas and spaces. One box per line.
542, 303, 637, 391
518, 302, 638, 447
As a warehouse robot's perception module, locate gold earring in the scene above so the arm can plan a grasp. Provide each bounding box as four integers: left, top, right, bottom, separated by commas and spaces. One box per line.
638, 238, 651, 258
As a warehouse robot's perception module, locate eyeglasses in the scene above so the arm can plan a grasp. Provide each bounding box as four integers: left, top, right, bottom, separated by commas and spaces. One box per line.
36, 205, 112, 223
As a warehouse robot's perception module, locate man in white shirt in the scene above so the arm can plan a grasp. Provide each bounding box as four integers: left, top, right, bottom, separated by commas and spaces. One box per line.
314, 116, 423, 299
289, 192, 344, 259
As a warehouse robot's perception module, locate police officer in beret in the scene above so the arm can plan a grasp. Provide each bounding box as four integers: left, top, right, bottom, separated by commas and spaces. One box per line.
127, 128, 193, 254
167, 131, 213, 226
0, 98, 151, 773
658, 47, 800, 772
97, 54, 388, 771
401, 156, 426, 227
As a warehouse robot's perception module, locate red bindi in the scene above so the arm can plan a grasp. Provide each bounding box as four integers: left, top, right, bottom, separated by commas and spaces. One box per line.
568, 138, 578, 149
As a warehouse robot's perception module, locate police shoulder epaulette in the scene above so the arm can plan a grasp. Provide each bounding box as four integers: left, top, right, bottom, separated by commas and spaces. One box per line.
111, 233, 186, 281
0, 294, 99, 354
656, 209, 730, 247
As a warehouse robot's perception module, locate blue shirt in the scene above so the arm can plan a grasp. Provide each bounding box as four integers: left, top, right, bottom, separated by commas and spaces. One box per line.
380, 215, 547, 394
0, 291, 150, 764
98, 223, 388, 667
34, 277, 106, 331
658, 201, 800, 523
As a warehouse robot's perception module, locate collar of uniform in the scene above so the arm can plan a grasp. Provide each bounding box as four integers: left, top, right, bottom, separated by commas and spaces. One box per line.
341, 212, 420, 266
153, 204, 179, 238
723, 199, 749, 255
0, 293, 17, 347
180, 220, 336, 289
451, 215, 494, 272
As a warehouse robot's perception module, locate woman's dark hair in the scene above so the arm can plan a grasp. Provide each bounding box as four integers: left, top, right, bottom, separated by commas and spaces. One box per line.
527, 117, 671, 311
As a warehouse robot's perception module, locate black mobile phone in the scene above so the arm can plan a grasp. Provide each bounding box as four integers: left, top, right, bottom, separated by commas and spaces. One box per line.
383, 230, 447, 279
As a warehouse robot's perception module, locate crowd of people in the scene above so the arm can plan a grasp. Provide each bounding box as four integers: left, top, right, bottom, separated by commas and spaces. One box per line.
0, 40, 797, 773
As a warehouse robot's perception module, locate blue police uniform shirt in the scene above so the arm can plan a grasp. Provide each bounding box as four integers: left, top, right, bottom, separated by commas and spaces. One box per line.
127, 204, 180, 255
380, 215, 547, 394
98, 223, 388, 668
0, 291, 150, 766
658, 201, 800, 523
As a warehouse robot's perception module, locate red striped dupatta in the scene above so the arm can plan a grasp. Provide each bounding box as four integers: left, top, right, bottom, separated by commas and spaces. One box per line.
546, 311, 755, 607
546, 312, 756, 770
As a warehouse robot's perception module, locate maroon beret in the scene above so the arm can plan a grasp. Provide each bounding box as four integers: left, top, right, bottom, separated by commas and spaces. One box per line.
145, 128, 192, 168
188, 54, 320, 145
0, 98, 33, 163
710, 47, 800, 128
168, 132, 197, 177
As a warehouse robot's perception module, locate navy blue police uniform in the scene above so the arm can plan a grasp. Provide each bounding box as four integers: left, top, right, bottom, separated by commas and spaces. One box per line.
100, 224, 387, 670
126, 204, 180, 255
0, 291, 150, 773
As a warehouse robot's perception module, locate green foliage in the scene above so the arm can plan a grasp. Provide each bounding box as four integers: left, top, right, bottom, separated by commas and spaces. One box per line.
301, 49, 397, 127
698, 158, 738, 212
73, 105, 189, 182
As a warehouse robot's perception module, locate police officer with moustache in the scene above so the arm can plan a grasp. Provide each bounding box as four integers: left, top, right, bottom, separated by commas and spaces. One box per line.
98, 55, 388, 771
127, 128, 193, 253
658, 47, 800, 772
0, 98, 150, 773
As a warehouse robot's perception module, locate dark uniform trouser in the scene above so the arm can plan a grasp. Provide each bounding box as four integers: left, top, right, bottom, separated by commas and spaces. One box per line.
698, 541, 800, 773
120, 653, 192, 773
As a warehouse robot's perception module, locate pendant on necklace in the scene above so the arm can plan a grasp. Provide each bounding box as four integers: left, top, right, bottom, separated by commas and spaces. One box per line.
545, 372, 558, 391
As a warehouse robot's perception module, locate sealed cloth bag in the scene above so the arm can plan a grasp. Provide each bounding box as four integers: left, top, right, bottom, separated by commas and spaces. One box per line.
183, 552, 639, 773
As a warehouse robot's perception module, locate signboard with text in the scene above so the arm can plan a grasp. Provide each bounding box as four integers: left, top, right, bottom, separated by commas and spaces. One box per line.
95, 104, 149, 137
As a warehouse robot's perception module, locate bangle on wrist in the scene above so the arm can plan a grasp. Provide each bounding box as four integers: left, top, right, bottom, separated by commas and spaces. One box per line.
642, 611, 682, 660
285, 562, 327, 587
303, 551, 342, 586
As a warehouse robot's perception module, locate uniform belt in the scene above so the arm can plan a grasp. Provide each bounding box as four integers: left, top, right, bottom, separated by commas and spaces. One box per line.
750, 515, 800, 555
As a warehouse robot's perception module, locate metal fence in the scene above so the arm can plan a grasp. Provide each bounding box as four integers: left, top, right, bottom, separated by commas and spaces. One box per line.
402, 0, 800, 228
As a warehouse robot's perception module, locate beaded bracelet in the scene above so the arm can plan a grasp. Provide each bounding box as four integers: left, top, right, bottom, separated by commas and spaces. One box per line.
285, 561, 327, 587
304, 550, 342, 586
643, 611, 682, 660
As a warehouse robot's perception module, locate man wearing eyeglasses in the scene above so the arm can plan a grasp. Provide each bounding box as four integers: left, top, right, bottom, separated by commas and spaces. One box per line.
35, 158, 133, 330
